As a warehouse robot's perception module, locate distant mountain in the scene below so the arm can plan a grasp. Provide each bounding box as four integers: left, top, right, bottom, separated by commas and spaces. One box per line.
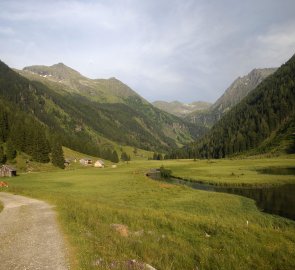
152, 100, 212, 117
185, 68, 277, 127
171, 54, 295, 159
20, 63, 144, 103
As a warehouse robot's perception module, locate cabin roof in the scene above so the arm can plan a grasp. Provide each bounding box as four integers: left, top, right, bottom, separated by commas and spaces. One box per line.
1, 165, 17, 171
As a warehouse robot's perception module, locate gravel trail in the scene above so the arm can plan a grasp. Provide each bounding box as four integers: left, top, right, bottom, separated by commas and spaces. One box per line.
0, 192, 70, 270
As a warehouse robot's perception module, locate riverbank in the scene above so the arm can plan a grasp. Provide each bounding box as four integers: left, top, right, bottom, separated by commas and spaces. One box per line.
164, 156, 295, 187
2, 157, 295, 269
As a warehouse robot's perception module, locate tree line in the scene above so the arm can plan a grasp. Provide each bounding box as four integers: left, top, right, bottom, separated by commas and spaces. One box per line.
166, 54, 295, 159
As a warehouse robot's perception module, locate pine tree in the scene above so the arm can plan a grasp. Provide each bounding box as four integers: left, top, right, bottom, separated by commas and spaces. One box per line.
157, 153, 163, 160
121, 151, 128, 162
51, 137, 65, 169
0, 110, 9, 143
5, 140, 16, 160
0, 146, 6, 164
111, 150, 119, 163
32, 129, 50, 163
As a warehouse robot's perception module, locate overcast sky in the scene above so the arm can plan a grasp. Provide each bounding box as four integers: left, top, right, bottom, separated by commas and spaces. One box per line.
0, 0, 295, 103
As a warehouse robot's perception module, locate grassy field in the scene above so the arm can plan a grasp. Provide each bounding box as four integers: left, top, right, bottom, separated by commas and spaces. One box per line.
165, 155, 295, 186
1, 157, 295, 269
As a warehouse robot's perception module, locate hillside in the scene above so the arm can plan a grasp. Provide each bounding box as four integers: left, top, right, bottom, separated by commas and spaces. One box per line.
166, 55, 295, 159
0, 61, 206, 160
20, 63, 145, 103
152, 100, 212, 117
18, 63, 207, 147
185, 68, 277, 127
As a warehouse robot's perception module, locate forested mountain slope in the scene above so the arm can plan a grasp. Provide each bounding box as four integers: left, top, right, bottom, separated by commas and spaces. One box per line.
17, 63, 207, 146
185, 68, 277, 127
193, 55, 295, 158
1, 61, 205, 158
167, 54, 295, 159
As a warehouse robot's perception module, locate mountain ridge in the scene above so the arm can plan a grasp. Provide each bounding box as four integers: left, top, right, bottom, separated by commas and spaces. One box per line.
152, 100, 212, 117
185, 67, 277, 127
168, 55, 295, 159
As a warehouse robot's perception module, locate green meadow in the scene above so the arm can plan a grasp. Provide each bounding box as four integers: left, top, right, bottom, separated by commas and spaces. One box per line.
2, 157, 295, 270
165, 155, 295, 186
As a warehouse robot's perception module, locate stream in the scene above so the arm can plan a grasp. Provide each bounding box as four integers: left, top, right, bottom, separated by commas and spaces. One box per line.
148, 167, 295, 220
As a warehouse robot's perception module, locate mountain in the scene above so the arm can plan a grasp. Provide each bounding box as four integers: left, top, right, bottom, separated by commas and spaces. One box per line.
174, 54, 295, 159
152, 100, 212, 117
20, 63, 144, 103
185, 68, 277, 127
0, 61, 206, 161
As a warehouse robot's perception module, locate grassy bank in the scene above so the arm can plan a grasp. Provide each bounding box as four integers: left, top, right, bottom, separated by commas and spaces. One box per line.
164, 156, 295, 186
0, 201, 3, 212
2, 157, 295, 269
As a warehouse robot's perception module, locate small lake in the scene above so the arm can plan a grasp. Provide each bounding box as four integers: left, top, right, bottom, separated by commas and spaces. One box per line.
148, 172, 295, 221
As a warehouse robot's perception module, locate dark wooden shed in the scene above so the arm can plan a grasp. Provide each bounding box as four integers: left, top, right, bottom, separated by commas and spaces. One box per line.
0, 165, 17, 177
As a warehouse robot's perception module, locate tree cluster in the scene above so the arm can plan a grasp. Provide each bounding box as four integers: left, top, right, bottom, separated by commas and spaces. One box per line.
166, 54, 295, 159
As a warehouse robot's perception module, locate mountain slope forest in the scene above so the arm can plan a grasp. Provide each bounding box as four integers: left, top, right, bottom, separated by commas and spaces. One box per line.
17, 63, 207, 146
185, 68, 277, 127
0, 60, 206, 165
168, 54, 295, 159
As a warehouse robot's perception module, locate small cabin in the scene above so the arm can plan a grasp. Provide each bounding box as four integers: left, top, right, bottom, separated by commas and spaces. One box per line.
0, 165, 17, 177
94, 160, 105, 168
79, 158, 92, 165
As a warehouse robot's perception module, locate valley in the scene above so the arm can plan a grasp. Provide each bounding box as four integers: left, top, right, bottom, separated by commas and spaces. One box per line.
2, 157, 295, 270
0, 54, 295, 270
1, 2, 295, 269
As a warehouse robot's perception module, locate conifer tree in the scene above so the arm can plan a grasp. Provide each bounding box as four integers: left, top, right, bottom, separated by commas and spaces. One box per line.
51, 137, 65, 169
121, 151, 128, 162
111, 150, 119, 163
0, 146, 6, 164
157, 153, 163, 160
121, 151, 131, 162
0, 110, 9, 143
32, 129, 50, 163
5, 140, 16, 160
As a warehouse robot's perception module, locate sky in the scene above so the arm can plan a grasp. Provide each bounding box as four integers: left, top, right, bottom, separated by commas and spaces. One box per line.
0, 0, 295, 103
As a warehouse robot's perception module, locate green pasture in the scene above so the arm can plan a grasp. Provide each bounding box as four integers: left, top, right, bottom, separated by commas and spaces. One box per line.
1, 157, 295, 269
163, 156, 295, 186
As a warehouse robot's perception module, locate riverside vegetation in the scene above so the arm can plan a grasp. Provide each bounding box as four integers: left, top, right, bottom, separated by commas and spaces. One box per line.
3, 157, 295, 270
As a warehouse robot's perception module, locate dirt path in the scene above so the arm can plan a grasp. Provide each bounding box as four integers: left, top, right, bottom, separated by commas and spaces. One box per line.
0, 192, 70, 270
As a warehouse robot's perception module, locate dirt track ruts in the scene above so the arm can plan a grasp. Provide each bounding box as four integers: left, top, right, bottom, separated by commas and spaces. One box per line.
0, 192, 70, 270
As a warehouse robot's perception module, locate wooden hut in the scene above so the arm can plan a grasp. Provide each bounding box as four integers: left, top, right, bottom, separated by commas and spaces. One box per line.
0, 165, 17, 177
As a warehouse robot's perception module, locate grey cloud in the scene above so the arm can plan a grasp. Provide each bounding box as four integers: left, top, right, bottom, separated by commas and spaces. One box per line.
0, 0, 295, 103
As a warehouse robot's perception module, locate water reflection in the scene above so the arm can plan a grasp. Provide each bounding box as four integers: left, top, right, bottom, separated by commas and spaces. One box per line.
148, 173, 295, 220
258, 167, 295, 175
218, 184, 295, 220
